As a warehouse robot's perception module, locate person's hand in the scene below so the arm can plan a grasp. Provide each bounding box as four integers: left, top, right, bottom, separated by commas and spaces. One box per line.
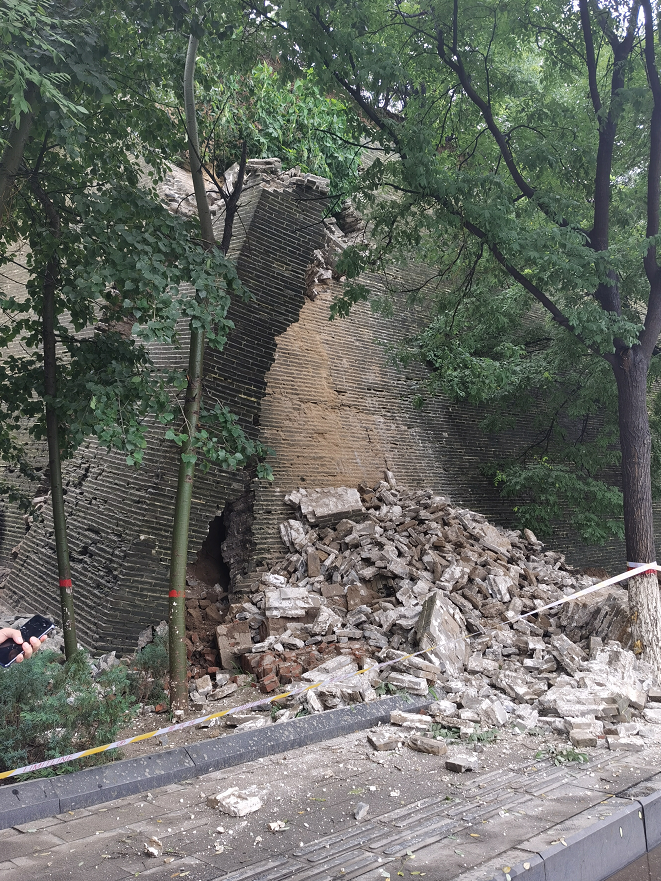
0, 628, 47, 662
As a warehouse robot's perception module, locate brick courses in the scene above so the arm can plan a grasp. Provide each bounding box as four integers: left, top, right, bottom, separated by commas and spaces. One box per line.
0, 170, 650, 654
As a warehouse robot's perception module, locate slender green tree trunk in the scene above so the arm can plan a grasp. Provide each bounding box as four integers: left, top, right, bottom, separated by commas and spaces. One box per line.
31, 177, 78, 658
43, 256, 77, 658
168, 34, 217, 711
168, 329, 205, 710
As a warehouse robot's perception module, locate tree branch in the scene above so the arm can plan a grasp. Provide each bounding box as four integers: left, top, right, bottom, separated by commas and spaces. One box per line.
0, 82, 38, 228
461, 217, 574, 335
579, 0, 602, 116
435, 18, 535, 200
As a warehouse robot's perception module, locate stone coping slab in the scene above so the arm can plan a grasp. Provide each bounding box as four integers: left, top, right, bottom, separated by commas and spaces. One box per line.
0, 694, 430, 829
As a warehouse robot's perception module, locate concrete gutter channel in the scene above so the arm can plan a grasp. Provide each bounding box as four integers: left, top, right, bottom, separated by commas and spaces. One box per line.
0, 694, 660, 881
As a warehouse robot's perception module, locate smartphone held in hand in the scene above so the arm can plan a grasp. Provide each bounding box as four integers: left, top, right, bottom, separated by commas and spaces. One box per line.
0, 615, 55, 667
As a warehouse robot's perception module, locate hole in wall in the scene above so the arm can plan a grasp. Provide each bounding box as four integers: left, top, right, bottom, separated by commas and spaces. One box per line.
187, 513, 230, 592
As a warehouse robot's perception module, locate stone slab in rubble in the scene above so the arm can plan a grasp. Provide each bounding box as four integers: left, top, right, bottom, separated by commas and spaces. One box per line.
416, 589, 470, 677
285, 486, 366, 525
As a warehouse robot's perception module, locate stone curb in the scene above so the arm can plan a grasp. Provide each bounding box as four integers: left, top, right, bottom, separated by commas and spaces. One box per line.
484, 794, 661, 881
0, 694, 430, 830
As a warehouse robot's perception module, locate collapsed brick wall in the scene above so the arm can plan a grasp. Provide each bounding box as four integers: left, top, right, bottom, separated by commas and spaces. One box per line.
1, 180, 327, 651
0, 171, 654, 652
249, 269, 639, 581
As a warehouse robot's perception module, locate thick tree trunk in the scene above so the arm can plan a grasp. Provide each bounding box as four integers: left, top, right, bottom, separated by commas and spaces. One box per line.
613, 346, 661, 673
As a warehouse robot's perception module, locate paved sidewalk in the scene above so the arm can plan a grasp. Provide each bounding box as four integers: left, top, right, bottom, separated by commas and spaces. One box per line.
2, 728, 661, 881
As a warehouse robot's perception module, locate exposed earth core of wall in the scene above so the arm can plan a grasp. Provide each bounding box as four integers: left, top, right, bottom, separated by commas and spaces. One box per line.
0, 168, 643, 653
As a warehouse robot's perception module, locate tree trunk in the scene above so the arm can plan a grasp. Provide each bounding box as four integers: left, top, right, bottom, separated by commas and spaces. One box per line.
0, 83, 37, 226
168, 34, 218, 712
167, 328, 205, 711
31, 176, 78, 659
42, 254, 78, 659
613, 346, 661, 673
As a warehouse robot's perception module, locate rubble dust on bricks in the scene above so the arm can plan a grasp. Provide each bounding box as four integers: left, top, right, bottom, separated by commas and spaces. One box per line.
185, 473, 661, 754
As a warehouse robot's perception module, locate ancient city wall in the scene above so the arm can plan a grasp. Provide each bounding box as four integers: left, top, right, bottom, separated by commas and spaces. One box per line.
0, 169, 646, 652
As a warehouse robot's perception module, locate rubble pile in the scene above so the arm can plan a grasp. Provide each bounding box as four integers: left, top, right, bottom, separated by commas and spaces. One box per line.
189, 476, 660, 751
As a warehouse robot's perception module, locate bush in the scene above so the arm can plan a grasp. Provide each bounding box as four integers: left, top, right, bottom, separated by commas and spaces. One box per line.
128, 634, 169, 706
0, 649, 137, 780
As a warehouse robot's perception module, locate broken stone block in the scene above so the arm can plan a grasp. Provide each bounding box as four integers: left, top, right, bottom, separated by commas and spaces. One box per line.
429, 699, 458, 718
195, 674, 213, 697
306, 690, 324, 714
207, 788, 262, 816
209, 682, 238, 700
367, 728, 403, 750
408, 736, 448, 756
550, 633, 586, 674
390, 710, 433, 730
478, 699, 509, 728
479, 523, 512, 555
347, 582, 379, 610
235, 717, 270, 733
311, 606, 343, 635
445, 753, 478, 773
386, 671, 428, 695
643, 707, 661, 724
280, 519, 307, 551
297, 487, 366, 526
321, 582, 346, 598
569, 730, 597, 749
307, 550, 321, 578
216, 621, 252, 669
606, 735, 644, 752
318, 684, 344, 709
416, 590, 469, 677
144, 836, 163, 857
648, 687, 661, 703
467, 654, 500, 676
486, 574, 513, 603
302, 655, 358, 682
265, 586, 321, 618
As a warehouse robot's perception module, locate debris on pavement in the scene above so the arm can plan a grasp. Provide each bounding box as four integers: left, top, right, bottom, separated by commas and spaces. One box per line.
144, 836, 163, 857
207, 788, 263, 816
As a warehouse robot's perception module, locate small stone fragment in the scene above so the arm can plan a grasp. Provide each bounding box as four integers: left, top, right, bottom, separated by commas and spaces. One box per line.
367, 728, 403, 751
445, 754, 478, 773
354, 802, 370, 821
390, 710, 433, 730
408, 736, 448, 756
569, 730, 597, 749
207, 788, 263, 816
144, 836, 163, 857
